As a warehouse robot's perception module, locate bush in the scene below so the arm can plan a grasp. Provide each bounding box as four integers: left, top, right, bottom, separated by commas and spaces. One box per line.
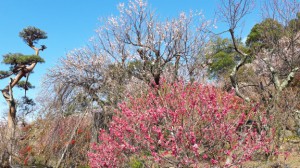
89, 81, 274, 167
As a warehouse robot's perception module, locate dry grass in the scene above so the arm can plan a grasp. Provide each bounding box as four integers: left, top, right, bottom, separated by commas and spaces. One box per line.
244, 142, 300, 168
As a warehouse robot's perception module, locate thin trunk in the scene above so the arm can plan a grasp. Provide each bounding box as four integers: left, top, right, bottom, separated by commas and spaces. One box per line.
1, 81, 16, 167
7, 101, 16, 166
174, 55, 180, 81
229, 28, 251, 102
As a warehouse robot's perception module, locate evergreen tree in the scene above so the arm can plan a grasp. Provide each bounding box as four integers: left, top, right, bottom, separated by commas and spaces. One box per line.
0, 26, 47, 167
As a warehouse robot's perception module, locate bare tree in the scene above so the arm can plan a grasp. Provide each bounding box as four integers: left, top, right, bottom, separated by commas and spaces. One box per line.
218, 0, 255, 102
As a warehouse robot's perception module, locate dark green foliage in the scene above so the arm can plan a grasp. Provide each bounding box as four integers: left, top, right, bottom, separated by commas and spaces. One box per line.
207, 37, 252, 79
246, 19, 284, 49
247, 14, 300, 50
19, 26, 47, 47
246, 15, 300, 59
245, 24, 262, 48
20, 96, 36, 106
0, 70, 13, 79
208, 51, 235, 77
3, 53, 45, 65
207, 38, 238, 78
0, 70, 9, 75
210, 38, 234, 53
17, 96, 36, 115
287, 12, 300, 33
40, 45, 47, 51
16, 81, 35, 90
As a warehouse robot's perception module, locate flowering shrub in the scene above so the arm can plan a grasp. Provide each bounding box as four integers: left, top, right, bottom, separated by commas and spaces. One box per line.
89, 81, 274, 167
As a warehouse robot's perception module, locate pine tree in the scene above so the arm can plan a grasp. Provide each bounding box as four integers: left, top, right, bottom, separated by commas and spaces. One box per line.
0, 26, 47, 167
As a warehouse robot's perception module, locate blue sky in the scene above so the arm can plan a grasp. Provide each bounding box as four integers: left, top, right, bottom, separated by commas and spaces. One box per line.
0, 0, 261, 113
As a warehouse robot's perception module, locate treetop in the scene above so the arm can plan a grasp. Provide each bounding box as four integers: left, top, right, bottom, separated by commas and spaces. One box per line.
19, 26, 47, 47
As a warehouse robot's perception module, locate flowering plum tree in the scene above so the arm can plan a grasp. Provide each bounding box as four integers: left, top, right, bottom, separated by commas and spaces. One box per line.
89, 81, 273, 167
94, 0, 211, 85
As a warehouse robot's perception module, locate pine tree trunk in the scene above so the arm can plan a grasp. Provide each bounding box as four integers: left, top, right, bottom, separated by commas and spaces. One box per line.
1, 83, 17, 167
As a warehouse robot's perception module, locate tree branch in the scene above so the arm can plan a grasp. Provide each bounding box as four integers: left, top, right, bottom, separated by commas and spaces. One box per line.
280, 67, 299, 90
262, 58, 281, 90
229, 29, 251, 102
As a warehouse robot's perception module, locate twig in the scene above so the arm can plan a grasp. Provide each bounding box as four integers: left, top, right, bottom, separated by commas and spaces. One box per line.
55, 109, 89, 168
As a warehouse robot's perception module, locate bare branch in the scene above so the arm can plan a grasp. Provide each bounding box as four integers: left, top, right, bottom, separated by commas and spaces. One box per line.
219, 0, 255, 30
